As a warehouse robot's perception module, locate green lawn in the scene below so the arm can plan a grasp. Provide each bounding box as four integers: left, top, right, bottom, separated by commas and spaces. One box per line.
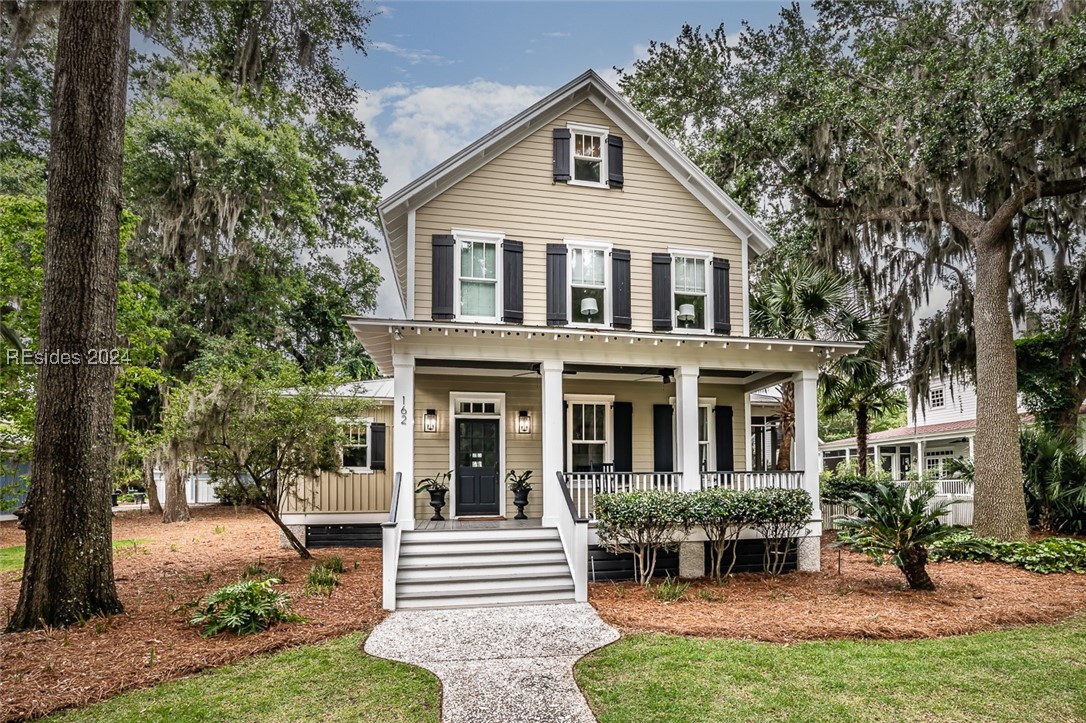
1, 540, 150, 572
576, 616, 1086, 723
50, 632, 440, 722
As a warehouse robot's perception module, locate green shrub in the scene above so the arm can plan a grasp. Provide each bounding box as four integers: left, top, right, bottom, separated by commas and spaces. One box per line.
746, 487, 813, 575
319, 556, 345, 574
1020, 428, 1086, 535
595, 490, 693, 586
650, 574, 690, 602
687, 487, 746, 579
189, 578, 301, 637
930, 532, 1086, 574
835, 482, 956, 590
820, 460, 888, 504
242, 561, 285, 582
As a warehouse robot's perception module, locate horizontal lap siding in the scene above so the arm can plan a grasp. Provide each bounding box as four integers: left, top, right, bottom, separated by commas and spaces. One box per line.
280, 405, 395, 514
414, 375, 543, 520
415, 101, 744, 331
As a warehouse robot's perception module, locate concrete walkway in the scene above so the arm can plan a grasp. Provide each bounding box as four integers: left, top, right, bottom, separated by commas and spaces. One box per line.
365, 603, 620, 723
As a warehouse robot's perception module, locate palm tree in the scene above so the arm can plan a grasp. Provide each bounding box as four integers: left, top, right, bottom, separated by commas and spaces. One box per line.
750, 260, 876, 469
820, 354, 904, 477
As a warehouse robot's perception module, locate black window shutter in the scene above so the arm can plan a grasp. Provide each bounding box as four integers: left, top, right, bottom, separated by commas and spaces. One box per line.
606, 135, 624, 188
612, 249, 631, 330
553, 128, 571, 182
613, 402, 633, 472
546, 243, 568, 326
713, 257, 732, 335
502, 239, 523, 323
369, 423, 387, 470
653, 404, 674, 472
651, 253, 673, 331
431, 234, 456, 320
714, 406, 733, 472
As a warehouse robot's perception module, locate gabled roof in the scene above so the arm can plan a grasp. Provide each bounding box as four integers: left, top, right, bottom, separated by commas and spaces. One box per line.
377, 69, 777, 313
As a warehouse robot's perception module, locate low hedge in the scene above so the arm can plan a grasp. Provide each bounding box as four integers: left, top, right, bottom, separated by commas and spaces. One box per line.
929, 529, 1086, 574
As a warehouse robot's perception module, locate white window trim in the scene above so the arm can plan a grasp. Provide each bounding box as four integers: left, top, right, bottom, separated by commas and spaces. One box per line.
339, 416, 374, 474
567, 121, 610, 189
565, 394, 614, 471
565, 238, 613, 329
448, 392, 506, 520
452, 227, 504, 323
669, 247, 713, 334
669, 397, 716, 472
929, 387, 946, 409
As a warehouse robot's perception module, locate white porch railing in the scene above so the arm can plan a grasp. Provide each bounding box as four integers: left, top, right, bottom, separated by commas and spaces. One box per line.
700, 470, 805, 492
555, 472, 589, 602
565, 471, 681, 519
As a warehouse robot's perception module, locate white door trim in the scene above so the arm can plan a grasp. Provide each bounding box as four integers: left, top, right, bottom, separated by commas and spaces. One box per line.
448, 392, 506, 518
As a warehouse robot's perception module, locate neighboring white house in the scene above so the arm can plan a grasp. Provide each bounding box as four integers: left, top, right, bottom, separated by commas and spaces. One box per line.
286, 71, 862, 610
819, 377, 976, 481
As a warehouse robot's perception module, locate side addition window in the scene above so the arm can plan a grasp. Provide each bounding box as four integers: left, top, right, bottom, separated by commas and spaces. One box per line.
672, 252, 711, 332
929, 387, 945, 409
341, 420, 370, 471
568, 241, 610, 326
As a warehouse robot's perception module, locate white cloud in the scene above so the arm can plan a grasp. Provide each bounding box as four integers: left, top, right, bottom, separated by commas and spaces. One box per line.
371, 41, 455, 66
541, 31, 570, 38
357, 79, 550, 196
596, 42, 653, 92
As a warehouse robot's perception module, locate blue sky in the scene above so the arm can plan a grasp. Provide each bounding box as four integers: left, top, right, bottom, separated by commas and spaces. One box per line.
351, 1, 793, 195
350, 1, 795, 314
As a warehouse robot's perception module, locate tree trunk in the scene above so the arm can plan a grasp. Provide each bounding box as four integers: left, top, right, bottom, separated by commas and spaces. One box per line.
8, 1, 131, 631
776, 381, 795, 470
263, 506, 311, 559
972, 232, 1030, 541
143, 455, 162, 515
161, 454, 191, 523
898, 546, 935, 591
856, 404, 870, 477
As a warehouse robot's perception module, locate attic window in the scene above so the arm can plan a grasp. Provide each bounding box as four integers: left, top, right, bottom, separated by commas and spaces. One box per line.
568, 123, 608, 187
929, 387, 945, 409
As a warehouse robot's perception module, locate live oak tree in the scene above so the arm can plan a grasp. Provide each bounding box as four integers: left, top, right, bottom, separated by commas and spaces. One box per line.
621, 0, 1086, 540
8, 1, 131, 630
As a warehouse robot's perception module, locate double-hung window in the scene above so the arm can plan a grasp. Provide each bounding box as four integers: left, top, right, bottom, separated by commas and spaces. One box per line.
569, 123, 608, 187
567, 397, 612, 472
568, 240, 611, 326
671, 250, 712, 332
454, 229, 502, 321
341, 419, 371, 471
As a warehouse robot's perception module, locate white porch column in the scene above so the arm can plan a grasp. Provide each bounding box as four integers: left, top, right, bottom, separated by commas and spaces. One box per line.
675, 365, 701, 492
873, 444, 881, 474
968, 434, 975, 461
918, 439, 927, 476
541, 359, 564, 525
392, 354, 415, 524
792, 369, 820, 511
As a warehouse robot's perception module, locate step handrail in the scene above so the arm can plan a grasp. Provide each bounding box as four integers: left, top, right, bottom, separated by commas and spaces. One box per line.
555, 471, 589, 602
381, 472, 403, 610
384, 472, 402, 528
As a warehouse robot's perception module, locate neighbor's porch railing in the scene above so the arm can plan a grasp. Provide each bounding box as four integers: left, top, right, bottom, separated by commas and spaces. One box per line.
564, 471, 680, 519
700, 470, 805, 492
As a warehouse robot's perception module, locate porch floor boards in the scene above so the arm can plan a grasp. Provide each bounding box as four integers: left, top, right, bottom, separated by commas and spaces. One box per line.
413, 518, 543, 531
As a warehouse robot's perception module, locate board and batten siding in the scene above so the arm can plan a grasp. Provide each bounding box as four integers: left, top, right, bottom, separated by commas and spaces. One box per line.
413, 100, 745, 332
410, 374, 748, 520
280, 404, 395, 514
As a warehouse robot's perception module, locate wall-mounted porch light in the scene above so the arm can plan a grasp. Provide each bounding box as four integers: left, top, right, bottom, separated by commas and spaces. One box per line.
423, 409, 438, 433
516, 410, 531, 434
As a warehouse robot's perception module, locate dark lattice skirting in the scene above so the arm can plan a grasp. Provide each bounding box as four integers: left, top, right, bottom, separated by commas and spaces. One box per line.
703, 539, 797, 575
587, 545, 680, 582
305, 524, 382, 548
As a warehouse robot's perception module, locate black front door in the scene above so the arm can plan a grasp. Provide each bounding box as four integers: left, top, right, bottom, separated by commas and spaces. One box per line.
455, 418, 500, 516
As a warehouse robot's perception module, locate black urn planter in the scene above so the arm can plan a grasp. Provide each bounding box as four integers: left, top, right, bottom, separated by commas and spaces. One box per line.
512, 487, 530, 520
428, 488, 448, 521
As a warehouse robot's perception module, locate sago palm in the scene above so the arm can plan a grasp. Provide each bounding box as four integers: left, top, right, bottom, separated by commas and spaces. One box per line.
835, 482, 956, 590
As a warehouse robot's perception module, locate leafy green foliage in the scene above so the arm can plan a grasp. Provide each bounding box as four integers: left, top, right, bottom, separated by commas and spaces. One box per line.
506, 469, 534, 492
188, 578, 302, 637
595, 491, 694, 586
1019, 427, 1086, 535
650, 574, 690, 603
415, 471, 453, 493
305, 562, 340, 597
836, 482, 957, 590
930, 530, 1086, 575
819, 461, 890, 505
1016, 325, 1086, 435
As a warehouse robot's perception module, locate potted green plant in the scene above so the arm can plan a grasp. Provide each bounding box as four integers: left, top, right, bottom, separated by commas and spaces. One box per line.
416, 471, 452, 521
507, 469, 533, 520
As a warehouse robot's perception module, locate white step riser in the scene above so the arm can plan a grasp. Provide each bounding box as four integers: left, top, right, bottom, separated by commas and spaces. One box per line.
399, 577, 574, 597
398, 563, 572, 583
398, 551, 568, 569
400, 540, 564, 556
400, 529, 560, 544
396, 590, 576, 609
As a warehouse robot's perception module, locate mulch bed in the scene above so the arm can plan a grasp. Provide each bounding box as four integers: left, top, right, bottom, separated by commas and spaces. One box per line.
590, 535, 1086, 642
0, 506, 386, 722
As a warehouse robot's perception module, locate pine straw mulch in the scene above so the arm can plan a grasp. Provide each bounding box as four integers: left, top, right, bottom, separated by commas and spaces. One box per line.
590, 535, 1086, 643
0, 506, 385, 722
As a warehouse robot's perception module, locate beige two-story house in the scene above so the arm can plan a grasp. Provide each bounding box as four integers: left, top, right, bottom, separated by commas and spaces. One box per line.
304, 71, 859, 610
